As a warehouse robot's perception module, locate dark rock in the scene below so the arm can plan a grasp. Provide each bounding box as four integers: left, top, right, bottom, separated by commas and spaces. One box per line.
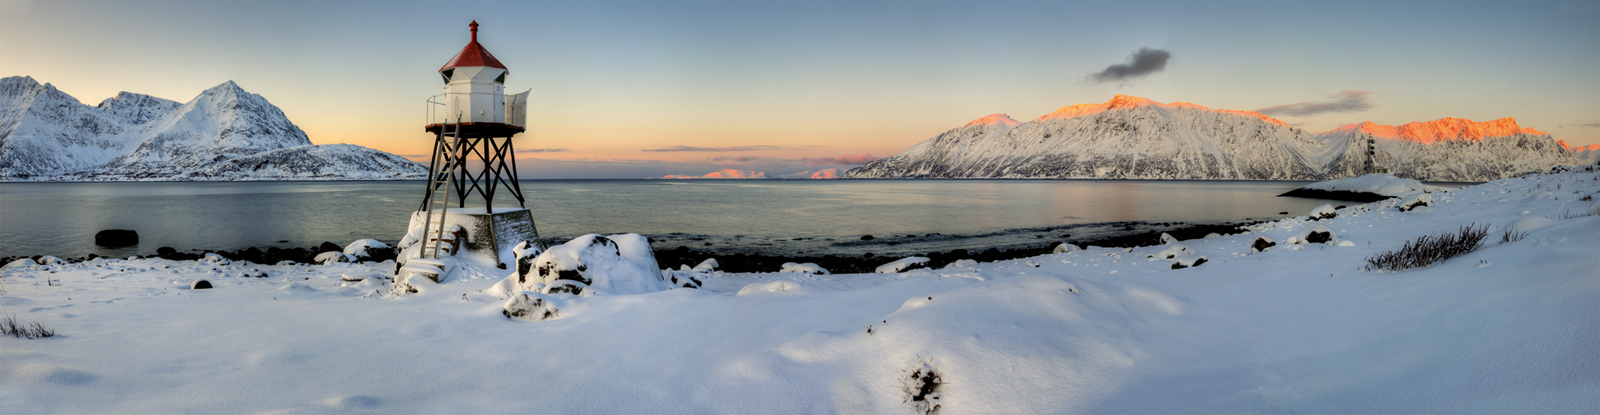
95, 229, 138, 247
191, 279, 213, 289
240, 247, 263, 263
503, 293, 561, 321
1305, 230, 1333, 244
1399, 198, 1429, 212
860, 235, 875, 240
1252, 237, 1276, 252
318, 242, 342, 253
156, 247, 177, 257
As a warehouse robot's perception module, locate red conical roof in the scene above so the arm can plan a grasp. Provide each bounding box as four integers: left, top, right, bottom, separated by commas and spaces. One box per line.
439, 21, 506, 72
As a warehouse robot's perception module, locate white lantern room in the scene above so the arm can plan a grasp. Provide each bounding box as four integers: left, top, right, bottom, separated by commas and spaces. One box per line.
433, 21, 527, 127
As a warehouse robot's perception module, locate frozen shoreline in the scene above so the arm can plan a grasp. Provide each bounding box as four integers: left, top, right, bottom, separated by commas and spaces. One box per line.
1, 220, 1259, 275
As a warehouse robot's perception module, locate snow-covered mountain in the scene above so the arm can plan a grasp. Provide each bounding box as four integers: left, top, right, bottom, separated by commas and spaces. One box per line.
847, 95, 1578, 181
1564, 142, 1600, 165
657, 169, 769, 179
0, 76, 425, 181
849, 96, 1326, 180
778, 168, 841, 179
1315, 119, 1575, 181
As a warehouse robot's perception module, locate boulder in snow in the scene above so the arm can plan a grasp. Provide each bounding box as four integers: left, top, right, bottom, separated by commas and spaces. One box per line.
1052, 243, 1079, 254
1171, 256, 1207, 269
876, 257, 931, 274
1295, 224, 1336, 244
520, 234, 666, 295
511, 240, 548, 286
503, 292, 562, 321
201, 253, 232, 266
315, 251, 353, 265
543, 280, 589, 295
342, 239, 391, 260
1147, 243, 1194, 260
1309, 204, 1337, 221
1398, 193, 1432, 212
780, 262, 830, 275
190, 279, 213, 289
943, 259, 978, 269
1159, 233, 1179, 244
665, 270, 703, 289
340, 272, 381, 282
691, 258, 719, 273
1251, 236, 1277, 252
3, 258, 38, 270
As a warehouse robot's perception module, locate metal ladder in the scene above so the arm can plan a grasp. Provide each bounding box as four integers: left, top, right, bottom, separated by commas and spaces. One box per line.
421, 122, 459, 259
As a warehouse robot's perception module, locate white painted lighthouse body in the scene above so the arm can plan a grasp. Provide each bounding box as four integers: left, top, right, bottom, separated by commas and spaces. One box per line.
434, 21, 526, 126
442, 66, 506, 123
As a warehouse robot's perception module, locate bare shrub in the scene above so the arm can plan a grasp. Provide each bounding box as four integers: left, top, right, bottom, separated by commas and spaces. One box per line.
1500, 228, 1530, 244
1364, 223, 1489, 272
1, 313, 55, 339
902, 361, 944, 415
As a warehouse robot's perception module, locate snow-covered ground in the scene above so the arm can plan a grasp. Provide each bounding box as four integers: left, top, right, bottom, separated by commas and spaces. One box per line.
3, 168, 1598, 413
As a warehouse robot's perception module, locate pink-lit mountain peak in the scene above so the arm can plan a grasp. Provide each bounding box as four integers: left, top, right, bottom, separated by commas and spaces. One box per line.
964, 113, 1020, 127
1037, 95, 1290, 127
1559, 141, 1600, 152
1342, 117, 1548, 144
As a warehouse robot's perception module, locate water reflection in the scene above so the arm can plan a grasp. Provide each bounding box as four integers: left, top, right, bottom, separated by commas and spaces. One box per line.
1, 179, 1338, 258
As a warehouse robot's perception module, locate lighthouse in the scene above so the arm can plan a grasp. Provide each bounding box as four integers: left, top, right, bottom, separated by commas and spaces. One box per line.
397, 21, 538, 286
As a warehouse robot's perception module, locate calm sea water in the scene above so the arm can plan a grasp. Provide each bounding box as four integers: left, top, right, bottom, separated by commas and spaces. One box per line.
0, 179, 1343, 259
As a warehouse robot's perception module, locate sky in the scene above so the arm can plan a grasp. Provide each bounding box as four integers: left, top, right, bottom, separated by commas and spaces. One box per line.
3, 0, 1598, 179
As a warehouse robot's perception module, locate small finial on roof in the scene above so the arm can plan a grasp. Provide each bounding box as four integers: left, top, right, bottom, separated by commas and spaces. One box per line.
470, 21, 479, 42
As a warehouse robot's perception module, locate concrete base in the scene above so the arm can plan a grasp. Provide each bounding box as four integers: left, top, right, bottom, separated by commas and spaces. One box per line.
405, 207, 538, 268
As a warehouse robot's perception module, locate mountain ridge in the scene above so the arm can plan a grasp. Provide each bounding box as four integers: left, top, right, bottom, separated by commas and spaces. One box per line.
0, 76, 425, 181
848, 95, 1579, 181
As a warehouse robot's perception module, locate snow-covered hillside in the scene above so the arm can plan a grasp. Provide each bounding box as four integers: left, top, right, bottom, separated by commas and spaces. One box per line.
658, 169, 769, 179
778, 168, 841, 179
1566, 142, 1600, 165
0, 76, 425, 181
1316, 119, 1575, 181
848, 95, 1579, 181
2, 166, 1596, 413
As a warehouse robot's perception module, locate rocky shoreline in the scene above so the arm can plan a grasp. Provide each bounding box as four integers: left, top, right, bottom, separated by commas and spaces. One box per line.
1277, 188, 1392, 203
2, 222, 1260, 274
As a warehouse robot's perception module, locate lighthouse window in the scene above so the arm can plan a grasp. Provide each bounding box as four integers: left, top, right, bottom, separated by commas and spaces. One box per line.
440, 68, 455, 84
494, 72, 506, 84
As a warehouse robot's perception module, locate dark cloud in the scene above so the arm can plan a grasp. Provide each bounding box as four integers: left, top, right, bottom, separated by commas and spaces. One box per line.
1579, 123, 1600, 129
642, 145, 779, 152
515, 148, 569, 153
800, 154, 878, 166
1256, 91, 1375, 117
1089, 48, 1170, 83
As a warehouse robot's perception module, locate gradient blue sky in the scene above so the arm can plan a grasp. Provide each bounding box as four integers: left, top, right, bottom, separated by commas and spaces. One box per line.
3, 0, 1597, 178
